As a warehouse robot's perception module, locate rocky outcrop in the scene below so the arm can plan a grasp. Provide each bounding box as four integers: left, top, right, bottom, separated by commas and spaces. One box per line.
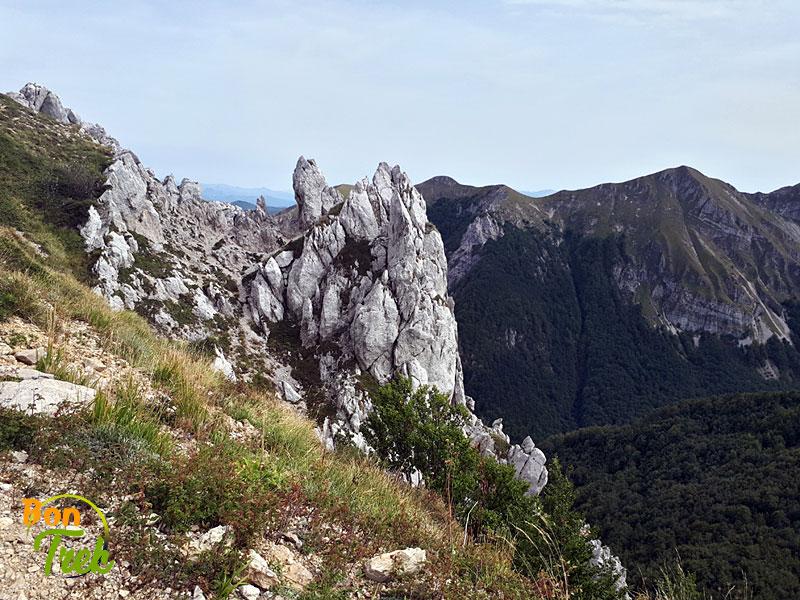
507, 436, 549, 495
293, 156, 342, 228
589, 538, 629, 595
447, 212, 504, 285
6, 82, 80, 125
5, 83, 549, 496
245, 159, 464, 444
6, 84, 286, 338
79, 146, 291, 320
245, 158, 548, 493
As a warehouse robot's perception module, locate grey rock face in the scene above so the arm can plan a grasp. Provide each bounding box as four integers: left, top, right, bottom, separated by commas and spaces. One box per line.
7, 82, 79, 124
466, 420, 548, 495
246, 159, 466, 450
507, 436, 549, 495
293, 156, 342, 228
448, 213, 503, 285
245, 158, 548, 492
7, 84, 552, 501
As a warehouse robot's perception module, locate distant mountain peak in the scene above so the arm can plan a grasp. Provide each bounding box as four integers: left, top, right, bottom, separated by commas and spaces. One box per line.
423, 175, 462, 187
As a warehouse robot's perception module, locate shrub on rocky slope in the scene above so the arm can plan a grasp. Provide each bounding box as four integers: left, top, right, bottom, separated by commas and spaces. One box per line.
0, 226, 542, 598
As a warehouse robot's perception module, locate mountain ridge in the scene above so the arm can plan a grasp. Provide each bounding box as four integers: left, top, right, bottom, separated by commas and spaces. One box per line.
421, 162, 800, 440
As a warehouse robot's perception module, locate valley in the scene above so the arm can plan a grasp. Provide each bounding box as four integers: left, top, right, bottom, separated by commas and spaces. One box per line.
1, 81, 798, 599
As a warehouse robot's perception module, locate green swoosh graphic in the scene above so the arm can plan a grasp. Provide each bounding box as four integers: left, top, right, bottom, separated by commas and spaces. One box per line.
40, 494, 110, 538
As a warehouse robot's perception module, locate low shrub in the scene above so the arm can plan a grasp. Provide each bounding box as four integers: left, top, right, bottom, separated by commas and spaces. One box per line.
91, 380, 174, 456
0, 408, 39, 451
145, 441, 286, 545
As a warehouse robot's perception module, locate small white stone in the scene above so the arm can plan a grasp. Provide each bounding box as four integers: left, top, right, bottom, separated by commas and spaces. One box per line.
246, 549, 279, 589
10, 450, 28, 464
238, 584, 261, 600
364, 547, 426, 583
13, 348, 45, 366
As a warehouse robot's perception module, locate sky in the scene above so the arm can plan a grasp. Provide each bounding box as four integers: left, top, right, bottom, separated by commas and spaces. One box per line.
1, 0, 799, 193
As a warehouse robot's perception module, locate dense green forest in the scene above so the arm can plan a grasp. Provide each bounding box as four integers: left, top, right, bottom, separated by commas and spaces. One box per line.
449, 225, 800, 439
542, 391, 800, 599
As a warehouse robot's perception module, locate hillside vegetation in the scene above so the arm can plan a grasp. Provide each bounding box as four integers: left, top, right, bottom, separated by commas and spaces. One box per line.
0, 94, 110, 278
0, 213, 549, 597
543, 391, 800, 600
451, 226, 800, 440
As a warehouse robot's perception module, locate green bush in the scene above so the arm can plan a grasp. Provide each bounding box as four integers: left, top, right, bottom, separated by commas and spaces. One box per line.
145, 441, 285, 545
363, 378, 625, 598
0, 408, 39, 451
363, 377, 477, 514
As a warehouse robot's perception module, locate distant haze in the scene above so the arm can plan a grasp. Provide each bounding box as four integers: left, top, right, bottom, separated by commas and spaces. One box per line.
2, 1, 798, 193
201, 183, 294, 207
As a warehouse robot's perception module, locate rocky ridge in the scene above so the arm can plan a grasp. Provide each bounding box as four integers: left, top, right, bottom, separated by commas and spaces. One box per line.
243, 156, 547, 492
420, 167, 800, 346
4, 84, 548, 495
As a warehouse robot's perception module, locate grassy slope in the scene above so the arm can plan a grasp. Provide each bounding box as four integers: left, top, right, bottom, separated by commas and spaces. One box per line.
0, 97, 539, 598
0, 94, 111, 279
538, 167, 800, 313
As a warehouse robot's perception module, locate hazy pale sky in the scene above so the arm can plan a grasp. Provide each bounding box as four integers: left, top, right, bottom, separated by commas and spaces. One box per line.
2, 0, 798, 193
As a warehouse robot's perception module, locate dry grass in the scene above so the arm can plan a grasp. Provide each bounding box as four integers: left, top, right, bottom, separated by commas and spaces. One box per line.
0, 229, 544, 598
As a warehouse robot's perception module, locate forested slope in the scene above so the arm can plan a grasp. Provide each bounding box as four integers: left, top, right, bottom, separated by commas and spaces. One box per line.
543, 391, 800, 599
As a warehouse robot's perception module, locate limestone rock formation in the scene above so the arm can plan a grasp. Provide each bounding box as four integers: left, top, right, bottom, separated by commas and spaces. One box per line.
293, 156, 342, 228
6, 83, 550, 496
7, 82, 80, 124
0, 378, 96, 416
244, 157, 548, 493
507, 436, 549, 495
245, 159, 464, 445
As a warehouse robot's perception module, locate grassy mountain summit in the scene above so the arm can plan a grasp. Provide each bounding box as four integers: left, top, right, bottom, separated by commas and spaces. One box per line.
541, 166, 800, 339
